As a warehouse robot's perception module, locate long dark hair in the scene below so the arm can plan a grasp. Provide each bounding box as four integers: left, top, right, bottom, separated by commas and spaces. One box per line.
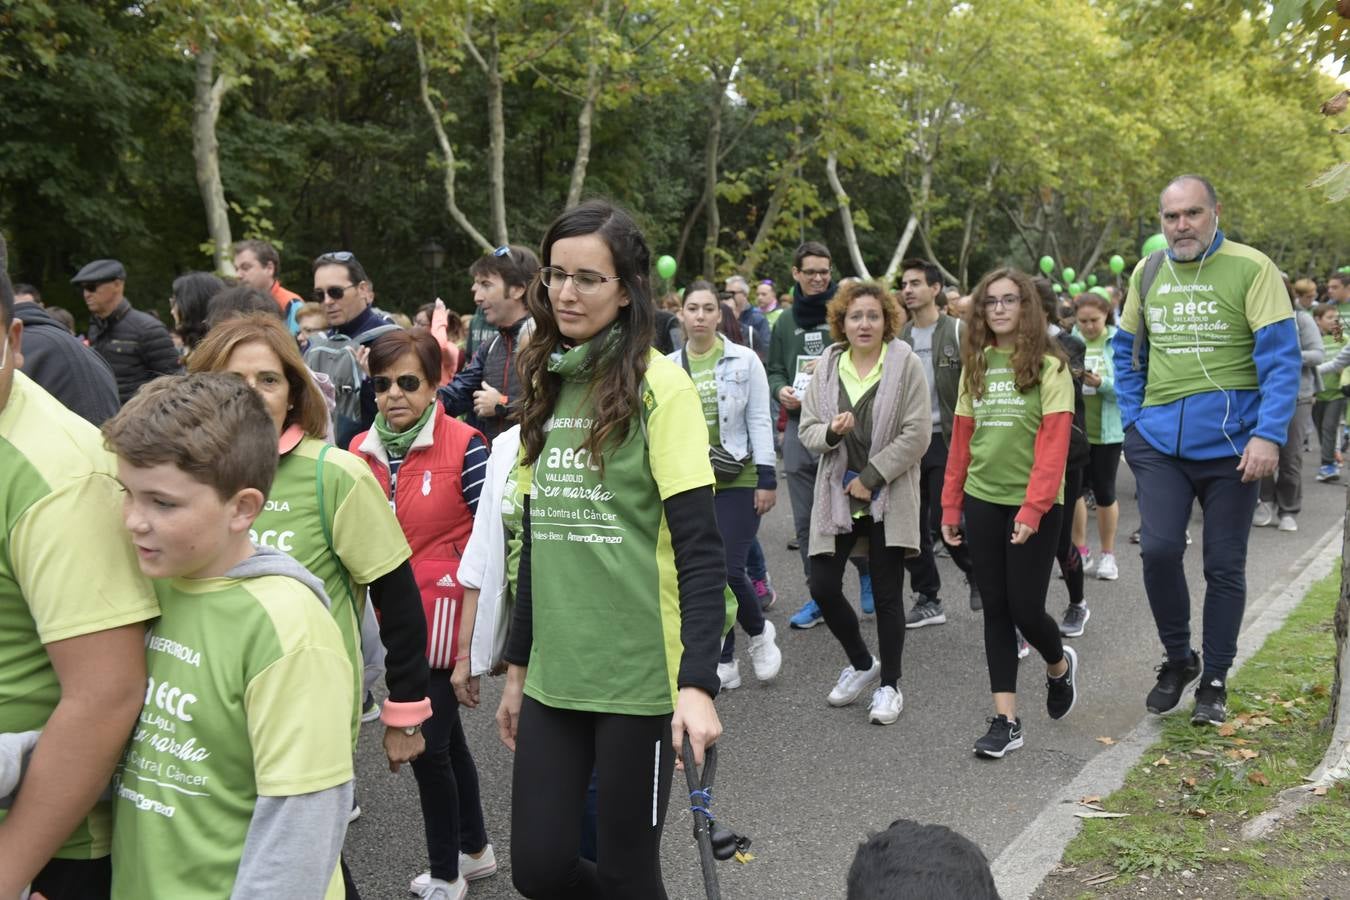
172, 271, 226, 349
961, 268, 1064, 401
516, 200, 657, 468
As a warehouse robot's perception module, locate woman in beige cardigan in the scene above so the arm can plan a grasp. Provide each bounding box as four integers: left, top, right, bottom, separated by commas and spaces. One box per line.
799, 281, 932, 726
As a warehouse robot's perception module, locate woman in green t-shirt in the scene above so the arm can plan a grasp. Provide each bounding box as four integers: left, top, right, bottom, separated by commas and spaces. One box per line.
940, 269, 1080, 760
495, 200, 727, 898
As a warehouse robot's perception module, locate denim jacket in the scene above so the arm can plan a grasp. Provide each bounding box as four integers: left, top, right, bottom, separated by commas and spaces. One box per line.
668, 337, 776, 470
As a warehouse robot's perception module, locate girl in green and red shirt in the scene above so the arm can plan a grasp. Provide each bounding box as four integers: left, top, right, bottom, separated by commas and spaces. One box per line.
941, 268, 1081, 759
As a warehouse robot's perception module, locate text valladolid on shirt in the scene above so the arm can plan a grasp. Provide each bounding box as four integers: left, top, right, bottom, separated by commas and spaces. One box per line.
252, 436, 411, 742
110, 575, 352, 899
518, 342, 723, 715
1119, 240, 1290, 408
0, 373, 159, 859
956, 350, 1073, 506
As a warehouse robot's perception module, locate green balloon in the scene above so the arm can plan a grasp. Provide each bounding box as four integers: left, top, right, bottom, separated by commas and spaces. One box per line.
1039, 256, 1055, 274
1109, 254, 1126, 275
1090, 286, 1111, 299
656, 255, 677, 279
1062, 267, 1076, 284
1053, 283, 1064, 293
1140, 233, 1168, 256
1070, 281, 1085, 294
1086, 274, 1098, 287
1341, 265, 1350, 274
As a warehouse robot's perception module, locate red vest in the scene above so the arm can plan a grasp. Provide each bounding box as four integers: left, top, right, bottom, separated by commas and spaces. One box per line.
351, 410, 484, 669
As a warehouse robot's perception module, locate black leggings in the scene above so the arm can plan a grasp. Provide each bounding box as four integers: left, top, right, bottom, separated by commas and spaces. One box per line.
511, 696, 673, 899
1055, 467, 1085, 607
965, 495, 1065, 694
411, 669, 488, 881
1085, 442, 1122, 506
807, 516, 906, 689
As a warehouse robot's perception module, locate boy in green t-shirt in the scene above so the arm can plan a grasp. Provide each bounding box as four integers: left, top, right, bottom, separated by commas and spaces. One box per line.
103, 374, 353, 899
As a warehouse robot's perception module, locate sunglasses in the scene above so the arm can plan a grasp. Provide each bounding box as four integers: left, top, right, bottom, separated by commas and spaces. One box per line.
312, 284, 356, 302
316, 251, 356, 264
372, 373, 424, 393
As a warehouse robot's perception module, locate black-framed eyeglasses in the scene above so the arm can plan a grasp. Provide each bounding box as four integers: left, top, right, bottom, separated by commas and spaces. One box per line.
372, 373, 424, 393
316, 251, 356, 264
312, 284, 356, 302
799, 268, 831, 278
539, 266, 622, 295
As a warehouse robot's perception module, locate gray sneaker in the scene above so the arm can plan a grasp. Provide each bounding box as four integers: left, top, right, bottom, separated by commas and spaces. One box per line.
905, 599, 947, 629
1059, 603, 1090, 637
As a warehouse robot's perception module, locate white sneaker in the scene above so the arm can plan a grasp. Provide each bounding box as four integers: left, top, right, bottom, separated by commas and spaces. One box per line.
747, 621, 782, 682
868, 685, 903, 725
1252, 501, 1274, 527
415, 876, 466, 900
1278, 514, 1298, 532
827, 658, 880, 707
1095, 553, 1118, 581
717, 659, 742, 691
411, 846, 498, 893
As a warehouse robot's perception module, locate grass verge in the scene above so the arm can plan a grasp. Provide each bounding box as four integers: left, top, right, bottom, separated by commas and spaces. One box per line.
1036, 569, 1350, 899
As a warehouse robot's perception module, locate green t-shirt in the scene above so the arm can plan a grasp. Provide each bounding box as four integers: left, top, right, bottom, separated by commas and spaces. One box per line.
519, 345, 720, 715
1318, 333, 1347, 401
1337, 303, 1350, 336
956, 350, 1074, 507
0, 373, 159, 859
687, 339, 756, 490
1081, 331, 1110, 442
110, 574, 352, 899
253, 436, 411, 743
1118, 240, 1291, 408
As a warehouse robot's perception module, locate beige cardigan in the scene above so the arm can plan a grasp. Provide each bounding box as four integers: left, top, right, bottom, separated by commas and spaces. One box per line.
799, 340, 931, 559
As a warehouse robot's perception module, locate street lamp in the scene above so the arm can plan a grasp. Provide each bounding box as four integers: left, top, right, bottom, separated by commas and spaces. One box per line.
421, 239, 445, 300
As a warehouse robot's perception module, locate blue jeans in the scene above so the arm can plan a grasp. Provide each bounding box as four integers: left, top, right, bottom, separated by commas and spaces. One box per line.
1124, 427, 1259, 678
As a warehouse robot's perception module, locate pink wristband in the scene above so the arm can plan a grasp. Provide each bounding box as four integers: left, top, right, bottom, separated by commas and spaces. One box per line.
380, 697, 432, 728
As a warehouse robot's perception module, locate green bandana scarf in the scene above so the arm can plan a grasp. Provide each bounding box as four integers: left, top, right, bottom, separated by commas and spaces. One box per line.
547, 325, 624, 383
372, 403, 434, 457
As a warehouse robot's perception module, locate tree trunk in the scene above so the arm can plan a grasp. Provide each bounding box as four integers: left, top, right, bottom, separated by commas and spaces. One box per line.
741, 157, 798, 276
192, 45, 234, 277
825, 151, 870, 279
565, 79, 600, 210
882, 214, 920, 283
1079, 218, 1114, 279
486, 24, 508, 247
957, 161, 999, 291
675, 194, 706, 273
415, 32, 492, 252
701, 76, 725, 280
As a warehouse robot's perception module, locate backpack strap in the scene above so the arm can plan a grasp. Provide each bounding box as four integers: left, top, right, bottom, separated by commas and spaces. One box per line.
1130, 250, 1167, 371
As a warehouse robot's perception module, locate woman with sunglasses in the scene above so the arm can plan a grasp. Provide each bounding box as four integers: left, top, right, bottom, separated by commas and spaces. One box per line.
941, 269, 1080, 759
189, 315, 432, 893
497, 200, 727, 898
670, 281, 782, 692
349, 329, 494, 900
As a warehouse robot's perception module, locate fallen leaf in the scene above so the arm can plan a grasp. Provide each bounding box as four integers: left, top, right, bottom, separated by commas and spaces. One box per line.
1153, 755, 1172, 767
1239, 749, 1259, 760
1233, 738, 1251, 745
1074, 810, 1131, 819
1322, 89, 1350, 116
1248, 771, 1271, 787
1192, 749, 1215, 757
1187, 807, 1208, 817
1080, 795, 1102, 805
1083, 872, 1120, 886
1095, 736, 1116, 746
1313, 786, 1329, 796
1183, 777, 1198, 787
1217, 722, 1238, 737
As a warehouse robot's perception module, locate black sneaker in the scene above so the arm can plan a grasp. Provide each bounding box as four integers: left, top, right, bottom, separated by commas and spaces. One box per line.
1046, 646, 1078, 720
905, 599, 947, 629
1059, 603, 1090, 637
1145, 651, 1202, 715
1190, 678, 1228, 726
974, 715, 1024, 758
967, 576, 982, 612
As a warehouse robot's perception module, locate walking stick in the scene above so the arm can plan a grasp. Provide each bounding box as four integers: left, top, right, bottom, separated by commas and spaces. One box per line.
683, 734, 722, 900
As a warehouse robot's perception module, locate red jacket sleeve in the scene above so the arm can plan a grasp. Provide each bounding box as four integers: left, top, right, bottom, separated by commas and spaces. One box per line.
941, 415, 975, 527
1016, 411, 1072, 532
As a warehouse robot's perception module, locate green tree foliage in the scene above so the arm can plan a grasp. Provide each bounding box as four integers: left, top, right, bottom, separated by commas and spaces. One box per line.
1, 0, 1343, 328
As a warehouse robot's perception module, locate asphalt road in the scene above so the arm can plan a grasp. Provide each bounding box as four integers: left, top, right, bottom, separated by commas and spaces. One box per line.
346, 450, 1346, 900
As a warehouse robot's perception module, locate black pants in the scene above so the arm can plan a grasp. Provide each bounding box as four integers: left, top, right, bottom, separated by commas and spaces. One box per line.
30, 857, 111, 900
511, 696, 673, 899
411, 669, 488, 881
964, 496, 1065, 694
1055, 467, 1085, 607
808, 517, 906, 688
715, 487, 766, 661
903, 437, 973, 599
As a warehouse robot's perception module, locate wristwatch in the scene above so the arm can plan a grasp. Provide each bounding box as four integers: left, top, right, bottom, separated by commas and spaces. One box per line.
402, 725, 421, 736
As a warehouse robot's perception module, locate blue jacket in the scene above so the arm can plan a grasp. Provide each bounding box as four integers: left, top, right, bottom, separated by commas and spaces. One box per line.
669, 336, 777, 489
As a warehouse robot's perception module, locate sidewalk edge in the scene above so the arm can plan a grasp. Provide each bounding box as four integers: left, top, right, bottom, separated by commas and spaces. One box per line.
990, 520, 1344, 900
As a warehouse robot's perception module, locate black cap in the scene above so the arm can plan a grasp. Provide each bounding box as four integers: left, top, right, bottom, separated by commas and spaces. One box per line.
71, 259, 126, 285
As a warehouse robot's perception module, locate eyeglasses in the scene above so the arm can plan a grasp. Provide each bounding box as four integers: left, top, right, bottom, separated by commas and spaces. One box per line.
373, 374, 424, 393
799, 268, 831, 278
316, 251, 356, 264
540, 266, 621, 295
312, 284, 356, 302
982, 296, 1022, 310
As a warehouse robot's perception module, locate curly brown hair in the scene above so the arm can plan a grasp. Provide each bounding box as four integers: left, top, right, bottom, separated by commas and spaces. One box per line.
826, 281, 903, 344
961, 268, 1064, 401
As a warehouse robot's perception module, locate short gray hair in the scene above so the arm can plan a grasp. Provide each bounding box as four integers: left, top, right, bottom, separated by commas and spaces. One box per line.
1160, 174, 1218, 211
725, 275, 750, 294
